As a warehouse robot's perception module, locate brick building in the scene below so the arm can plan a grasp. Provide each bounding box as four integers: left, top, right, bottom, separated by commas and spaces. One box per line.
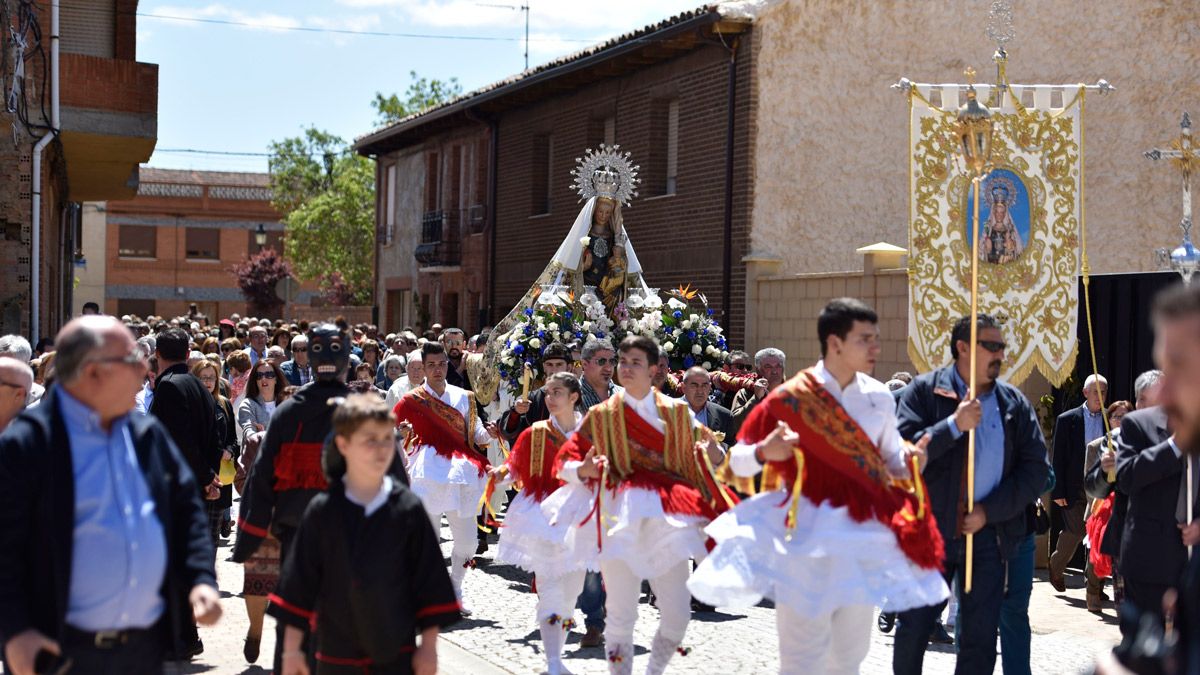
356, 7, 754, 343
100, 168, 318, 320
0, 0, 158, 341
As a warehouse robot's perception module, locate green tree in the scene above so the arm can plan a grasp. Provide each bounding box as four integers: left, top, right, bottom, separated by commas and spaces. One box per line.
371, 70, 463, 125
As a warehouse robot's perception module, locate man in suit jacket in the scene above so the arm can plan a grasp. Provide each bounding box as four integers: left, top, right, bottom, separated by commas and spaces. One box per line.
680, 366, 734, 442
893, 314, 1049, 675
278, 334, 311, 387
0, 316, 220, 674
1049, 374, 1109, 593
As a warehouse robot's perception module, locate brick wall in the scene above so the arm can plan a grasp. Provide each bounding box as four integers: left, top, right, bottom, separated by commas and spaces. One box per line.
60, 54, 158, 114
491, 34, 755, 346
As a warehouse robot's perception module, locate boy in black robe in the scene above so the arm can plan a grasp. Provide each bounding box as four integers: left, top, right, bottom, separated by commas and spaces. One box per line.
269, 394, 460, 675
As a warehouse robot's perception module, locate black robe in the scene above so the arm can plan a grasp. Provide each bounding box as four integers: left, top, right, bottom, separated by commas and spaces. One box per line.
498, 387, 550, 442
267, 479, 461, 673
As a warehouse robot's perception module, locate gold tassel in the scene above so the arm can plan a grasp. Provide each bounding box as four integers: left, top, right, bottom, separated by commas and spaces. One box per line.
784, 449, 805, 542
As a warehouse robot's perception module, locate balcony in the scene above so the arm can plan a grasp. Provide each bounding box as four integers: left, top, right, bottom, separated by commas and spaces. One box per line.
414, 210, 461, 267
58, 54, 158, 201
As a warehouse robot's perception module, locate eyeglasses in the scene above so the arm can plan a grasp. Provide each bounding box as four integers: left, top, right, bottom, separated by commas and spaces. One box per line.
220, 346, 235, 353
255, 370, 277, 379
732, 363, 754, 372
978, 340, 1007, 353
293, 347, 307, 353
589, 357, 615, 367
198, 375, 217, 383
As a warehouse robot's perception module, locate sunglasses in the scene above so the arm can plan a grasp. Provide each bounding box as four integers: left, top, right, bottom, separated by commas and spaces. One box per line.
589, 357, 615, 367
978, 340, 1007, 353
255, 371, 277, 379
732, 363, 753, 372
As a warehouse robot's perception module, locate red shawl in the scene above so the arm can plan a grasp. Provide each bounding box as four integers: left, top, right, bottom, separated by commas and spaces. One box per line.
507, 421, 567, 502
394, 387, 490, 476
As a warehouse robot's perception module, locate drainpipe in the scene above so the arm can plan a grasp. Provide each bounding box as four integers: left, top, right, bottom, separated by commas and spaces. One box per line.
720, 36, 740, 338
30, 0, 60, 343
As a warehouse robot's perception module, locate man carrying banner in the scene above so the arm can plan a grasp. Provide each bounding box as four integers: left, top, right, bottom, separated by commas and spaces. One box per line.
689, 298, 948, 675
545, 335, 733, 675
395, 341, 499, 615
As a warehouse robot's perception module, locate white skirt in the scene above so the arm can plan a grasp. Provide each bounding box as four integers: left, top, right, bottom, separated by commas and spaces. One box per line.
687, 490, 950, 618
541, 482, 708, 580
496, 492, 588, 580
408, 445, 487, 517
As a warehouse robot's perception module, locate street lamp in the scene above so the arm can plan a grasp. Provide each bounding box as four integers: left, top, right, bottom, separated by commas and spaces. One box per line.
954, 66, 995, 595
254, 223, 267, 251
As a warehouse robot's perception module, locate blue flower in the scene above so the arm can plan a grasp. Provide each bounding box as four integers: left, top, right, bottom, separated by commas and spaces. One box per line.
564, 309, 573, 319
707, 308, 714, 316
524, 308, 534, 317
575, 331, 584, 339
538, 330, 546, 339
596, 331, 605, 338
524, 325, 533, 335
687, 330, 696, 340
684, 355, 695, 368
514, 344, 525, 355
672, 310, 683, 319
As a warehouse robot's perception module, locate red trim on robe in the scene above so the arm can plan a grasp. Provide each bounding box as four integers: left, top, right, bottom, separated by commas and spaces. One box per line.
267, 592, 315, 622
237, 516, 269, 538
415, 601, 462, 619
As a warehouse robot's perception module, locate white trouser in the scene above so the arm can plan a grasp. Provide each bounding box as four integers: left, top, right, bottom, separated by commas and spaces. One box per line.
426, 507, 478, 595
536, 570, 587, 673
601, 558, 691, 674
777, 602, 873, 675
486, 441, 507, 512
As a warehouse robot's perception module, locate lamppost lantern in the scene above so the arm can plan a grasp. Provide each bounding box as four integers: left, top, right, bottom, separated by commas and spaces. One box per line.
956, 68, 995, 178
254, 223, 268, 249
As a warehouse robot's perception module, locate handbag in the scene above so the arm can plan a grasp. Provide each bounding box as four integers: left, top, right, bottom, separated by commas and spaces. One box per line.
1034, 498, 1051, 535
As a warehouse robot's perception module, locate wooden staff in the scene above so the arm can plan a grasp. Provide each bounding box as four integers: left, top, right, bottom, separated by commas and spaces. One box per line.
965, 174, 982, 594
520, 363, 533, 402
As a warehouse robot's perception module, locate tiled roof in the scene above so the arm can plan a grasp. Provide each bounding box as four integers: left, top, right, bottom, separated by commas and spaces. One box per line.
355, 4, 725, 145
139, 167, 271, 187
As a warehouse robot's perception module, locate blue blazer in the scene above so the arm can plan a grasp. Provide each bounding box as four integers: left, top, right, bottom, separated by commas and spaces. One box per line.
0, 387, 216, 654
896, 365, 1050, 559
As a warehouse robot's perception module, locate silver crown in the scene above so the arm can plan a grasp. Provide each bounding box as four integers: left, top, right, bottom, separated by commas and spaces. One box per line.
571, 144, 640, 206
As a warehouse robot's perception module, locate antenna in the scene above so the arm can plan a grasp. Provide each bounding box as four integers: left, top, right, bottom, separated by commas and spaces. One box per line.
477, 2, 530, 70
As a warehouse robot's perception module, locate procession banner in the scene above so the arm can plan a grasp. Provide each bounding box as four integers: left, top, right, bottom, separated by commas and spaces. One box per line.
907, 84, 1083, 386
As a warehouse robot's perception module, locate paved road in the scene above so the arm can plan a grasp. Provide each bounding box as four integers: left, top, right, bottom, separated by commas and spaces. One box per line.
185, 505, 1119, 674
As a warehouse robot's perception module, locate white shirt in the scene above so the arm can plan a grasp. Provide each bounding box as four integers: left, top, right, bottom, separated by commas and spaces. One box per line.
421, 382, 491, 446
730, 361, 909, 480
384, 375, 421, 411
345, 476, 393, 517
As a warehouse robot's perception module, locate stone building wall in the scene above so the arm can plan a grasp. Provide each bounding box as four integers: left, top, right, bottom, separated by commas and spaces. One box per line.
748, 0, 1199, 276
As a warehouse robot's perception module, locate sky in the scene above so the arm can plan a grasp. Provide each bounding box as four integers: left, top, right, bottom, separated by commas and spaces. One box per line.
139, 0, 704, 173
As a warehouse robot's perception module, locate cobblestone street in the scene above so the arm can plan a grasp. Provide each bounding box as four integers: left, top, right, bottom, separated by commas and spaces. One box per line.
182, 502, 1120, 674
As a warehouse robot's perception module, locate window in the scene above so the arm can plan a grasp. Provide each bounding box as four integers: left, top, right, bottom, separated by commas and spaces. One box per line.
117, 225, 156, 258
185, 227, 220, 260
385, 164, 397, 245
117, 299, 155, 318
424, 151, 440, 212
248, 229, 284, 254
531, 134, 552, 215
665, 100, 679, 194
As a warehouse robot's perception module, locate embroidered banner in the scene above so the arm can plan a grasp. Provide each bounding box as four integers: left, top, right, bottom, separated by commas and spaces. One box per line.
907, 84, 1083, 386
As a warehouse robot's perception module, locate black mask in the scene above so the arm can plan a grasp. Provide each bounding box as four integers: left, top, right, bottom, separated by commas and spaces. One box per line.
308, 323, 349, 382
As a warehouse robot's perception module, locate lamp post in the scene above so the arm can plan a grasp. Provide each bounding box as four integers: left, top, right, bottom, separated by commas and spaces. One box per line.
254, 223, 267, 252
955, 66, 995, 594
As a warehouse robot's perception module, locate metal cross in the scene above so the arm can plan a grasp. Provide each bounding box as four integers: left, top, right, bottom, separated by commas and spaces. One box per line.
1147, 113, 1200, 283
986, 0, 1016, 51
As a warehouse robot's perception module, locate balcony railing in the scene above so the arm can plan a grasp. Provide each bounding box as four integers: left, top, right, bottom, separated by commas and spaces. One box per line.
415, 210, 461, 267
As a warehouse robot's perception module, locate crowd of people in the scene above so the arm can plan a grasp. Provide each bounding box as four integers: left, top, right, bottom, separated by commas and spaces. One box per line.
0, 283, 1198, 675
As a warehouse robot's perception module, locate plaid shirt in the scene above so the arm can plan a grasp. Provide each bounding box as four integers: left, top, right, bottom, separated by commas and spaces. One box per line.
580, 378, 622, 412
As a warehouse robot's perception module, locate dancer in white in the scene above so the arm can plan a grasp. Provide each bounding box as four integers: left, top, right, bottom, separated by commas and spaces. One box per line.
491, 372, 589, 675
689, 298, 949, 675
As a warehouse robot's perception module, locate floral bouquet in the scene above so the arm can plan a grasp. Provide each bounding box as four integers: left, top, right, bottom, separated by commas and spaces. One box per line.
652, 285, 729, 371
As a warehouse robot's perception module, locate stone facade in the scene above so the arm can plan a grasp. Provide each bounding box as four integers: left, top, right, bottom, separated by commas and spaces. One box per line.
748, 0, 1199, 277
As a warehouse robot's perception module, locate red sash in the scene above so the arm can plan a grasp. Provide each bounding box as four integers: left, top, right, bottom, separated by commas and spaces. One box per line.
737, 369, 944, 570
508, 421, 567, 502
394, 387, 489, 476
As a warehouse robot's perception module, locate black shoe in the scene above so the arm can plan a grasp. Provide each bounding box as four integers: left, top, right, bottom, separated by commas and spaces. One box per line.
167, 639, 204, 661
691, 597, 714, 613
1100, 590, 1112, 602
221, 518, 233, 539
878, 612, 896, 634
928, 623, 954, 645
476, 539, 489, 555
243, 636, 261, 663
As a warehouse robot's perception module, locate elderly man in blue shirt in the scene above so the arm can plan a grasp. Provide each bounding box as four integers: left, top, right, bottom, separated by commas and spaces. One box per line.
893, 313, 1050, 675
0, 315, 221, 675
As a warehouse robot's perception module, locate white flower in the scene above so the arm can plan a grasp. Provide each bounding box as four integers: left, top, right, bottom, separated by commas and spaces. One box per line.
691, 344, 702, 355
503, 355, 516, 366
529, 338, 542, 349
673, 329, 683, 338
663, 341, 675, 353
587, 333, 597, 342
619, 319, 629, 330
703, 361, 712, 370
582, 321, 593, 331
689, 314, 699, 322
667, 297, 687, 310
705, 345, 717, 356
548, 322, 558, 331
580, 236, 591, 247
681, 320, 692, 330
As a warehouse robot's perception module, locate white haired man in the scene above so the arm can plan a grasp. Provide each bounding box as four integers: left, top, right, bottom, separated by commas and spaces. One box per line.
729, 347, 786, 437
0, 335, 44, 405
1049, 373, 1109, 593
0, 356, 33, 432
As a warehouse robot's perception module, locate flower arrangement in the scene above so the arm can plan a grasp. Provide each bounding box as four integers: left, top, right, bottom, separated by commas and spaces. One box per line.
652, 285, 729, 371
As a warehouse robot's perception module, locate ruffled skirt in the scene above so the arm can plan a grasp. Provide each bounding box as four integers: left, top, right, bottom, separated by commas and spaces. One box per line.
541, 482, 708, 580
408, 446, 486, 517
688, 490, 949, 618
496, 493, 588, 580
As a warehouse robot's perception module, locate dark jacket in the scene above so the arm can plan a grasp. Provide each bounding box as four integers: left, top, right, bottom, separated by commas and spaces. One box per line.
500, 388, 549, 443
0, 387, 216, 655
1051, 406, 1088, 505
151, 363, 221, 488
896, 365, 1050, 559
279, 359, 310, 387
1116, 407, 1183, 584
698, 401, 734, 441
